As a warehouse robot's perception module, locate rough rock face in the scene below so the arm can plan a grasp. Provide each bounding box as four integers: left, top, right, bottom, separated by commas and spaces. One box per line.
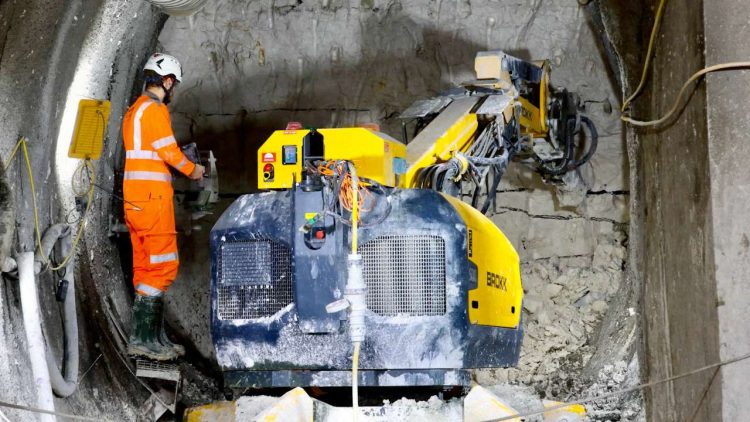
158, 0, 639, 416
160, 0, 625, 194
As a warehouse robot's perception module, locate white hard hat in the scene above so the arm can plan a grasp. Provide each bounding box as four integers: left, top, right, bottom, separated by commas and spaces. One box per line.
144, 53, 183, 83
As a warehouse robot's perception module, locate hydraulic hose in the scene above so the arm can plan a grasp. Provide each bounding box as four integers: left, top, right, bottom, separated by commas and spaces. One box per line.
36, 224, 79, 398
540, 118, 576, 176
540, 115, 597, 176
567, 115, 598, 171
473, 149, 512, 214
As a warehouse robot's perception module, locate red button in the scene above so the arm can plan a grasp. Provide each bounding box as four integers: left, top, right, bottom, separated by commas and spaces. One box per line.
315, 230, 325, 239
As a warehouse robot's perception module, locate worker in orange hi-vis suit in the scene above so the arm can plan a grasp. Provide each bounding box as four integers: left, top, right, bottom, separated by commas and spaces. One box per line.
123, 53, 205, 361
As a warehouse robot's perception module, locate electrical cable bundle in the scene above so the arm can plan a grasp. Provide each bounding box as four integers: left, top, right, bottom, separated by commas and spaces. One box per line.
413, 120, 516, 214
464, 120, 516, 213
307, 160, 391, 228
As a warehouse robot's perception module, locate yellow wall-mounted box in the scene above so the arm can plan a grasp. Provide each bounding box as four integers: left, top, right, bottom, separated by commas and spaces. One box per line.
68, 99, 110, 160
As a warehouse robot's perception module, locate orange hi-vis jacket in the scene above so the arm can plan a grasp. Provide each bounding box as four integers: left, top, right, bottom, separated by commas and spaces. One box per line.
122, 92, 195, 296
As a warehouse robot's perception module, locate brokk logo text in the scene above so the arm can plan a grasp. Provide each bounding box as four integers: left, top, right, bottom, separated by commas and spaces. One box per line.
487, 271, 507, 291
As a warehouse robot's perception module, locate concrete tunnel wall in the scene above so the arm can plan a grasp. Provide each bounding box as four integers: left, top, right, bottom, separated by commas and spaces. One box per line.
0, 0, 637, 419
0, 1, 169, 419
4, 0, 748, 420
637, 3, 721, 421
595, 0, 750, 420
703, 0, 750, 419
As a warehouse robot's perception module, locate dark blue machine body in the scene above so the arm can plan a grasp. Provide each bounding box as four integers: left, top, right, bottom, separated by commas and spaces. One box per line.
210, 187, 523, 389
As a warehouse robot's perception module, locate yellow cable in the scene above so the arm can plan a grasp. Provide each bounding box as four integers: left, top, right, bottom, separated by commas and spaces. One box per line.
3, 138, 24, 169
351, 190, 358, 255
20, 139, 46, 262
621, 62, 750, 127
350, 164, 359, 255
5, 137, 94, 272
621, 0, 668, 113
352, 341, 361, 421
617, 0, 750, 127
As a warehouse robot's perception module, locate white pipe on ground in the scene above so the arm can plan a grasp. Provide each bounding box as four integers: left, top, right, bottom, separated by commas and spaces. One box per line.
37, 224, 79, 398
145, 0, 209, 16
18, 251, 56, 422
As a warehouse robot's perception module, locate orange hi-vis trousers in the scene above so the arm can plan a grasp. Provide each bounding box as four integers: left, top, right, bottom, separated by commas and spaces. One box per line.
122, 93, 196, 296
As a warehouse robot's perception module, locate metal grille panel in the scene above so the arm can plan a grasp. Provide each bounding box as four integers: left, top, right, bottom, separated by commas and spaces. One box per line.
218, 240, 293, 320
361, 235, 447, 316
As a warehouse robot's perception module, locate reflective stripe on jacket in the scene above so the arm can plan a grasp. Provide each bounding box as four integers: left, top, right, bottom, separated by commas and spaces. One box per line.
122, 94, 195, 200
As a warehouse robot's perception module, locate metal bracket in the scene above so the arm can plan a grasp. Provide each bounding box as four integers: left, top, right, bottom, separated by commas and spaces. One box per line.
136, 360, 181, 420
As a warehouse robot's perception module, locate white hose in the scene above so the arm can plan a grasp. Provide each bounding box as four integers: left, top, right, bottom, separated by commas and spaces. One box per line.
346, 254, 365, 421
146, 0, 209, 16
346, 255, 366, 343
18, 251, 56, 421
36, 224, 79, 398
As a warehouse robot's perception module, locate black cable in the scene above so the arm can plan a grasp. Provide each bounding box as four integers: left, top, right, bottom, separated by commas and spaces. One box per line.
462, 120, 516, 214
416, 165, 436, 190
539, 117, 576, 176
478, 147, 513, 214
538, 114, 598, 176
566, 114, 598, 170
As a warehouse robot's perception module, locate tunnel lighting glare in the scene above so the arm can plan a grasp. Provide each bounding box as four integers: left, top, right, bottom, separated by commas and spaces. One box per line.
55, 63, 97, 215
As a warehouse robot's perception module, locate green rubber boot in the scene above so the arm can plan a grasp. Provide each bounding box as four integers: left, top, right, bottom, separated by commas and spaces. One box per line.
158, 300, 185, 357
127, 295, 178, 361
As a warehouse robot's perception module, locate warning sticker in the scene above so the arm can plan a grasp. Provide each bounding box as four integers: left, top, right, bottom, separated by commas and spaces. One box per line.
262, 152, 276, 163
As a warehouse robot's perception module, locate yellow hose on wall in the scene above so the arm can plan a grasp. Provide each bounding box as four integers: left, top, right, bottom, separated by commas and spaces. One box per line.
4, 137, 93, 271
622, 62, 750, 127
620, 0, 667, 113
619, 0, 750, 128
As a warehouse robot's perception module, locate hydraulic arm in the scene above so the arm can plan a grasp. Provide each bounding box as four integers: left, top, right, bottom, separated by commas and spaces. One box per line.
400, 50, 597, 213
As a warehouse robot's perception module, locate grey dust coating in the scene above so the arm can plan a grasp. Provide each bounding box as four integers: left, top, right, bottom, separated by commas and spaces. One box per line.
218, 239, 294, 320
162, 2, 632, 415
0, 0, 640, 419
